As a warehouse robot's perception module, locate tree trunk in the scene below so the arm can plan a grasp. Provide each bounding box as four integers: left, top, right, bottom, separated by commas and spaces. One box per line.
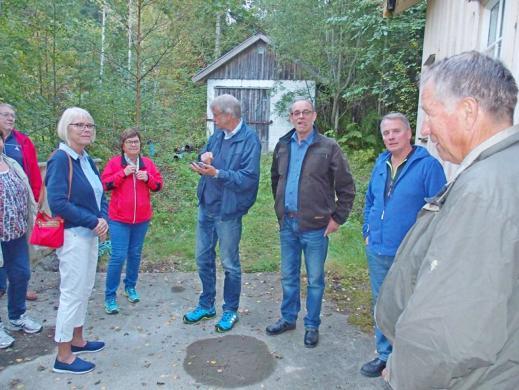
100, 2, 106, 80
127, 0, 132, 73
331, 94, 340, 133
135, 0, 142, 127
214, 11, 222, 60
52, 1, 57, 116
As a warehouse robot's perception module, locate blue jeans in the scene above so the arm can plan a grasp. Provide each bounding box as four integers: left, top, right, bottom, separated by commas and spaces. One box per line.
0, 267, 6, 291
105, 220, 149, 300
280, 216, 329, 329
196, 207, 242, 312
366, 247, 395, 362
1, 234, 30, 320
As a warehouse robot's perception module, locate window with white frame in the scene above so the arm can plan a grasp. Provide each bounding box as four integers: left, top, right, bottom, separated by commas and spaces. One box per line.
484, 0, 506, 58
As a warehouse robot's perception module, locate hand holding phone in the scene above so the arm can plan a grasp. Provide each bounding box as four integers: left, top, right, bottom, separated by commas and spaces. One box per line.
191, 161, 207, 168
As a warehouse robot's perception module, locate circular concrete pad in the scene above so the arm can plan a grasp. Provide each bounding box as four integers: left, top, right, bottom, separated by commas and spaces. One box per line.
184, 335, 276, 388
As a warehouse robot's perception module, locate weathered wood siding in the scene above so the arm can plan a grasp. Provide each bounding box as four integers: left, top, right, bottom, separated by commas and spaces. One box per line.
415, 0, 519, 177
214, 87, 271, 152
208, 42, 305, 81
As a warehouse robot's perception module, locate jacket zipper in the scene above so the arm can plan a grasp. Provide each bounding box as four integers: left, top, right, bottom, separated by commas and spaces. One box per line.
132, 173, 137, 223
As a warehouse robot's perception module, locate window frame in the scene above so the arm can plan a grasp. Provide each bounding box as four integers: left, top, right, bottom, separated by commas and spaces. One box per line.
481, 0, 506, 58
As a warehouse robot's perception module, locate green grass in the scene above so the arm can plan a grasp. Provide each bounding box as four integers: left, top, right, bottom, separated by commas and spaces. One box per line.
103, 150, 375, 332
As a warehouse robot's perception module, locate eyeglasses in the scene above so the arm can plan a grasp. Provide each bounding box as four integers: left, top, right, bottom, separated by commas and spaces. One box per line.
69, 123, 96, 130
290, 110, 313, 117
0, 112, 16, 119
124, 140, 141, 145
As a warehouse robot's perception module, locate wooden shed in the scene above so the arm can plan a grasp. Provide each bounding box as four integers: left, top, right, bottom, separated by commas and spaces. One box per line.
192, 33, 316, 152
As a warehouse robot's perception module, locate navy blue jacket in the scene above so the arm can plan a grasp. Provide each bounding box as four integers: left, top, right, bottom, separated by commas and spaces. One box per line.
46, 150, 108, 229
363, 146, 446, 256
197, 123, 261, 220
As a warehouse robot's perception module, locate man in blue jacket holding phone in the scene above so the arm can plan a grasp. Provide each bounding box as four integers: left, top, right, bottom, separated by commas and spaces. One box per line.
360, 112, 446, 378
184, 94, 261, 333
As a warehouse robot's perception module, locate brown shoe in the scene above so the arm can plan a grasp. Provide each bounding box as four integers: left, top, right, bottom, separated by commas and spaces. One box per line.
26, 290, 38, 301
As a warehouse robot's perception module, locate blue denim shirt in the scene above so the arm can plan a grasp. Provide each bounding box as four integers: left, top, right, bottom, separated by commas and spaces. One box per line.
284, 130, 315, 212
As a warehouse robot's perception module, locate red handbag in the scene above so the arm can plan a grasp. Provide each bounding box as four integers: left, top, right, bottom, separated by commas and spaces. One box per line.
29, 151, 72, 249
29, 212, 65, 248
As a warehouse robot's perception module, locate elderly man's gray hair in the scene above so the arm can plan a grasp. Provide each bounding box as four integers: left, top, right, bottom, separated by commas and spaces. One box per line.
380, 112, 411, 131
421, 51, 518, 121
288, 98, 315, 114
210, 94, 241, 118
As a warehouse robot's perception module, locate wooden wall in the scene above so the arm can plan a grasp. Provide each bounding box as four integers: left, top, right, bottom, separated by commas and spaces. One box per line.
208, 42, 305, 81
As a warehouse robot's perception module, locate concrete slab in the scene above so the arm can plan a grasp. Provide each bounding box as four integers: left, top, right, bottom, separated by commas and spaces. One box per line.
0, 271, 385, 389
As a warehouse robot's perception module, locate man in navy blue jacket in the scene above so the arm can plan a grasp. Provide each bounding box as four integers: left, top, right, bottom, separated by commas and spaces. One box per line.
183, 94, 261, 333
360, 112, 446, 378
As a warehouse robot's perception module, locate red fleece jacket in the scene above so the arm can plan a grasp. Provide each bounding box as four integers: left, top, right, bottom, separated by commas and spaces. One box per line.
12, 129, 42, 201
101, 155, 163, 224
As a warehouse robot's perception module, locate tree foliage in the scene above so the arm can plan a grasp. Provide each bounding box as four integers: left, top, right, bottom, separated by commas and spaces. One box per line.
256, 0, 426, 151
0, 0, 258, 159
1, 0, 424, 157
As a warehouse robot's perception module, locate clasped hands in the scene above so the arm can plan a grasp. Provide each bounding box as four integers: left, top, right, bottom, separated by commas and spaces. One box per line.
124, 165, 148, 181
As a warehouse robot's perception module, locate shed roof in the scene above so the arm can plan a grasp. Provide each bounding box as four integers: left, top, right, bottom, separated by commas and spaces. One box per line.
192, 33, 271, 83
383, 0, 421, 16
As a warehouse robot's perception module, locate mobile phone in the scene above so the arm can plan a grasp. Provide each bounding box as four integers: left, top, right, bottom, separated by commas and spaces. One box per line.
191, 161, 207, 167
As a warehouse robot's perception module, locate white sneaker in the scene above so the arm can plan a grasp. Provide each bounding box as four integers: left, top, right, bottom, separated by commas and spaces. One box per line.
9, 313, 42, 334
0, 322, 15, 349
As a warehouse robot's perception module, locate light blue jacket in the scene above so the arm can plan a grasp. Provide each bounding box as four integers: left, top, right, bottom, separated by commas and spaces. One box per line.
363, 146, 446, 256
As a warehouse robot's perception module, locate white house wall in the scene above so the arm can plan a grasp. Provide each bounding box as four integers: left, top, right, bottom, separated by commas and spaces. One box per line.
206, 79, 316, 152
415, 0, 519, 177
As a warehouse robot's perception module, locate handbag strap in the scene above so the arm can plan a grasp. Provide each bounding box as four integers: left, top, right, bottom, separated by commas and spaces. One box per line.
38, 150, 73, 208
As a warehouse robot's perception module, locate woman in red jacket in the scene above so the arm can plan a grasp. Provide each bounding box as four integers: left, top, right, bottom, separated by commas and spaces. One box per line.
101, 128, 163, 314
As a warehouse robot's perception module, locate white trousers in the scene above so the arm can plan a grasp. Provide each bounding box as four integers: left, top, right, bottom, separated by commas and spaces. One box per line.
54, 229, 98, 342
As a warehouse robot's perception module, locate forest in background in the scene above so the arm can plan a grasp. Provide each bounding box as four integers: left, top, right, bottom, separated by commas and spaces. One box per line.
0, 0, 426, 160
1, 0, 427, 329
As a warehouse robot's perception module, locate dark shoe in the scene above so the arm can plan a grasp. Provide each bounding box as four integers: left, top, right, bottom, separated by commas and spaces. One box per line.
360, 357, 386, 377
304, 329, 319, 348
71, 340, 105, 355
266, 319, 296, 336
53, 357, 95, 374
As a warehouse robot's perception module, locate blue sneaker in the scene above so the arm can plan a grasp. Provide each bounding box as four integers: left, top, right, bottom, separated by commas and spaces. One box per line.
215, 310, 239, 332
53, 357, 95, 374
71, 340, 105, 355
124, 287, 140, 303
104, 297, 119, 314
183, 306, 216, 324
